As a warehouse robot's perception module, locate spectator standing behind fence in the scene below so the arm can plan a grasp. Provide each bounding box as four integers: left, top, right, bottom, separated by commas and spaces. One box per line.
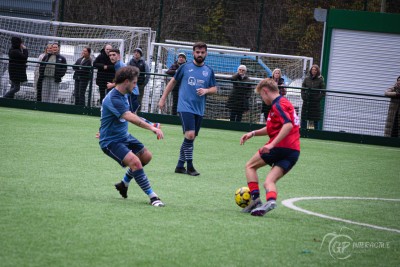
300, 64, 325, 130
226, 65, 252, 122
384, 76, 400, 137
261, 68, 286, 121
4, 37, 28, 99
128, 47, 150, 111
72, 47, 93, 106
166, 52, 187, 115
37, 43, 67, 103
34, 44, 52, 94
93, 44, 115, 104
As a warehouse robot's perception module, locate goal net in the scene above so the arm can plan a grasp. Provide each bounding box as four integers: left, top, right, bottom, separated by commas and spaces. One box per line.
0, 15, 153, 61
0, 15, 153, 105
148, 42, 313, 122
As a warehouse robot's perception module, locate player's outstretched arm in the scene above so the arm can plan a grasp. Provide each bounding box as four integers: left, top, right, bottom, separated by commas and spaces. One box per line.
122, 111, 164, 140
240, 127, 267, 145
158, 78, 177, 111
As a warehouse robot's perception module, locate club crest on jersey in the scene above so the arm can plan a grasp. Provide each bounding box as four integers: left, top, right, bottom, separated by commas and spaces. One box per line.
202, 71, 209, 77
188, 77, 196, 86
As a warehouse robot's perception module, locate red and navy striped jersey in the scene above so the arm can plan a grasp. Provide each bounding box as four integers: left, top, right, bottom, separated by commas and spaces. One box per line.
266, 96, 300, 151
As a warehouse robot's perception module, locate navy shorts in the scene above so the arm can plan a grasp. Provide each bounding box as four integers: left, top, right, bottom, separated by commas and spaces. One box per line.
178, 112, 203, 136
101, 135, 144, 167
259, 147, 300, 173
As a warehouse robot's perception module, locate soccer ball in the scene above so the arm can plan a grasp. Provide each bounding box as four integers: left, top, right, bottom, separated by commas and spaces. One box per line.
235, 187, 251, 208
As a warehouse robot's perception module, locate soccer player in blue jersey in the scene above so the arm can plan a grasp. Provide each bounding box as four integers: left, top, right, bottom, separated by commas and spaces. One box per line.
99, 66, 165, 207
158, 42, 217, 176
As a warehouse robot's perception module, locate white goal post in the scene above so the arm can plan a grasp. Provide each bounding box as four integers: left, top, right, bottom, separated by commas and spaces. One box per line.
0, 15, 154, 106
143, 42, 313, 121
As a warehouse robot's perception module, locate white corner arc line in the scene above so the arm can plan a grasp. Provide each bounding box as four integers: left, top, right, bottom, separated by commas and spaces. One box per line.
281, 197, 400, 234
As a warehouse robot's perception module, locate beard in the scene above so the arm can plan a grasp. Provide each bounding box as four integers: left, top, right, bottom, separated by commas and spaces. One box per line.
194, 55, 205, 64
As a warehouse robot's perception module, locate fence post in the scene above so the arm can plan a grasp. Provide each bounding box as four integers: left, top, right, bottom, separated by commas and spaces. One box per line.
156, 0, 164, 43
256, 0, 265, 52
86, 66, 94, 108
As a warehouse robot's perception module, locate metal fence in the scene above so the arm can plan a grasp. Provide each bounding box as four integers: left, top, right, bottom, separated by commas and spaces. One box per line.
1, 57, 397, 138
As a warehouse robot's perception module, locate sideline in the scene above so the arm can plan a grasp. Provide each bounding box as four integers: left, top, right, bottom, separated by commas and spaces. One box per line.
281, 196, 400, 234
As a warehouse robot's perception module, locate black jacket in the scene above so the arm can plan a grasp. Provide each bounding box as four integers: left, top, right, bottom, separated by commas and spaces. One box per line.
128, 58, 149, 85
39, 53, 67, 83
73, 57, 93, 80
93, 48, 115, 87
8, 37, 28, 82
227, 73, 252, 112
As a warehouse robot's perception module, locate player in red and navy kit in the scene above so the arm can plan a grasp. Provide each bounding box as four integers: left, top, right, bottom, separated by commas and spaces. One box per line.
240, 78, 300, 216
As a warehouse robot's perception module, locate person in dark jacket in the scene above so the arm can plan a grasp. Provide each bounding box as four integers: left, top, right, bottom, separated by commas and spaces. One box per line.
128, 47, 150, 111
166, 52, 187, 115
261, 68, 286, 120
384, 76, 400, 137
226, 65, 252, 122
301, 64, 325, 130
93, 44, 115, 104
37, 43, 67, 103
72, 47, 93, 106
4, 36, 28, 99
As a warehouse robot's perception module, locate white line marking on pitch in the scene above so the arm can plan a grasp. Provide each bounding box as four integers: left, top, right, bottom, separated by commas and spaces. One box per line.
281, 196, 400, 234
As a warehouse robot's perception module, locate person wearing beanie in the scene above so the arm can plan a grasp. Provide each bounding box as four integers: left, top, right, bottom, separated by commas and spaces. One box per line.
226, 64, 252, 122
166, 52, 187, 115
4, 36, 28, 99
128, 47, 150, 111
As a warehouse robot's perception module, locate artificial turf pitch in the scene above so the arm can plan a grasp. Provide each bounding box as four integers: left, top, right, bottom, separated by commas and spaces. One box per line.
0, 107, 399, 267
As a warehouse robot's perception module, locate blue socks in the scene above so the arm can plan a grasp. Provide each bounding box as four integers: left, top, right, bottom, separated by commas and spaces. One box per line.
123, 168, 156, 198
177, 138, 194, 168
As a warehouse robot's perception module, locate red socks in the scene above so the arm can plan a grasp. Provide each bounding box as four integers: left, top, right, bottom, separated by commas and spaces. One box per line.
248, 182, 278, 202
247, 182, 260, 199
266, 191, 277, 202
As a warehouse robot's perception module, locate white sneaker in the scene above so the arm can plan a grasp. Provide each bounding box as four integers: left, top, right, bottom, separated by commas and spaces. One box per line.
150, 197, 165, 207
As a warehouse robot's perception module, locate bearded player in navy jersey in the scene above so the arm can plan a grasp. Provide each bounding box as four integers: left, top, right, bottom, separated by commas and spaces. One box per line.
99, 66, 165, 207
158, 42, 217, 176
240, 78, 300, 216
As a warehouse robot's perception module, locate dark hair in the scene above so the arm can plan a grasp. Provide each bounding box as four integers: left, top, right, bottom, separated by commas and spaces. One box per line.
309, 64, 321, 77
114, 66, 139, 84
84, 47, 91, 54
109, 48, 120, 54
193, 42, 207, 51
397, 76, 400, 81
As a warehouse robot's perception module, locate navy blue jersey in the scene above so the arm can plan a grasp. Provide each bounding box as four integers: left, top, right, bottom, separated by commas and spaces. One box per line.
174, 61, 216, 116
99, 88, 130, 148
